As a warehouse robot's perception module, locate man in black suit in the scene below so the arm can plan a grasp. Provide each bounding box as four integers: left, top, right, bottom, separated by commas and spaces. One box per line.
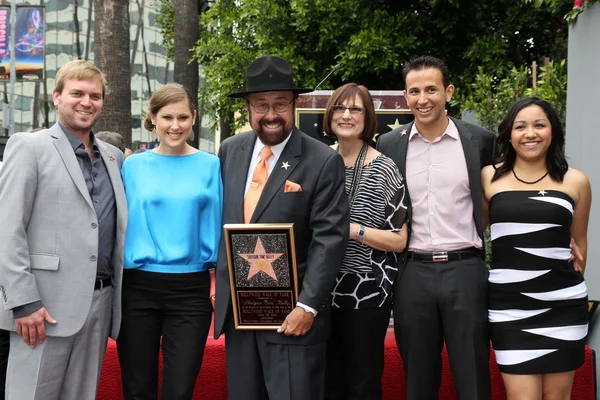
213, 55, 349, 400
377, 56, 496, 400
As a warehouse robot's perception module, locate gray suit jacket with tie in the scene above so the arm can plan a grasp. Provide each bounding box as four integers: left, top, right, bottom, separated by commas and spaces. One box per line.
214, 128, 350, 344
0, 123, 127, 339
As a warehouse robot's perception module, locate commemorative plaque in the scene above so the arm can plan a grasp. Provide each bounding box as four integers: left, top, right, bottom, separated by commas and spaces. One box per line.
224, 223, 299, 330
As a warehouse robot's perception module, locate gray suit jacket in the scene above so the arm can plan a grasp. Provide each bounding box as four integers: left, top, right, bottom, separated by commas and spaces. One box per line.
0, 123, 126, 339
214, 128, 350, 344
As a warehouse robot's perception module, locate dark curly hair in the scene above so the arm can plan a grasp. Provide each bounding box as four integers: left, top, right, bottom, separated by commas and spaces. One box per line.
493, 97, 568, 182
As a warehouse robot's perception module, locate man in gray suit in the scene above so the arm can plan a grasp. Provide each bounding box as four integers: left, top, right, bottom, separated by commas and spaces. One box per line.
0, 162, 6, 400
0, 60, 127, 400
214, 56, 349, 400
0, 328, 6, 400
0, 159, 6, 400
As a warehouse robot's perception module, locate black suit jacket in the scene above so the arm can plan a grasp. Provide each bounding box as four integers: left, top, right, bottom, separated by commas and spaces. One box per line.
376, 117, 496, 268
214, 128, 350, 344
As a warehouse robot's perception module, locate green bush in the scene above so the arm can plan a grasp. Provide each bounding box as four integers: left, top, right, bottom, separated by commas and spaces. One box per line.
454, 59, 567, 132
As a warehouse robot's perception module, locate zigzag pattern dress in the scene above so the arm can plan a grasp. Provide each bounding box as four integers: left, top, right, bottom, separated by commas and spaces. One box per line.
488, 190, 588, 374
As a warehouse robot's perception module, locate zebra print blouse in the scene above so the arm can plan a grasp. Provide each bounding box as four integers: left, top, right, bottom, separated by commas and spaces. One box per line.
331, 154, 408, 309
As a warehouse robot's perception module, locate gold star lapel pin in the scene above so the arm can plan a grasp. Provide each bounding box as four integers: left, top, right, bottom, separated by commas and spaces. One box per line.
281, 161, 290, 170
401, 129, 407, 136
538, 190, 547, 196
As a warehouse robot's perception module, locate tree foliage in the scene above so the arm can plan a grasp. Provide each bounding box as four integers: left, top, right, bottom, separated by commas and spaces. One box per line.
525, 0, 600, 23
457, 59, 567, 132
175, 0, 573, 132
456, 65, 529, 133
154, 0, 175, 61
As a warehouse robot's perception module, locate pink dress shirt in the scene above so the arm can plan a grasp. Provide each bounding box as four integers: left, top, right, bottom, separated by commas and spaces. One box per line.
406, 119, 482, 252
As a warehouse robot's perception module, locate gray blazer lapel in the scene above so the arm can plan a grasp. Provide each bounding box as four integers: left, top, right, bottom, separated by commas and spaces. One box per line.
250, 129, 301, 222
97, 142, 127, 229
455, 119, 484, 238
50, 125, 94, 209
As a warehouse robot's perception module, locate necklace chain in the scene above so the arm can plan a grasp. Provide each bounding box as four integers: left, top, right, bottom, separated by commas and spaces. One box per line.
339, 142, 368, 211
512, 168, 549, 185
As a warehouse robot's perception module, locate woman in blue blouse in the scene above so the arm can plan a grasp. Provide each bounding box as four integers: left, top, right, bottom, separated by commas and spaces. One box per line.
117, 84, 223, 400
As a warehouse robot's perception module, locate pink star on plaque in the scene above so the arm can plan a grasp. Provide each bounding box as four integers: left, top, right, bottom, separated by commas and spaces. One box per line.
238, 237, 283, 281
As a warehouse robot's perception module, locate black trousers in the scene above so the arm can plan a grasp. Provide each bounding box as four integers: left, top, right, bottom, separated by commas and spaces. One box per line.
325, 301, 392, 400
117, 269, 213, 400
0, 329, 8, 400
224, 317, 326, 400
393, 257, 490, 400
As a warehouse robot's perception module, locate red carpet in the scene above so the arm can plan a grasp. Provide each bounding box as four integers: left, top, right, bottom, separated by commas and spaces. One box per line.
97, 328, 595, 399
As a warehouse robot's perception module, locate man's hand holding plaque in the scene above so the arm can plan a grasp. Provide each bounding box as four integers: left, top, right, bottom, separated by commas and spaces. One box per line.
277, 307, 314, 336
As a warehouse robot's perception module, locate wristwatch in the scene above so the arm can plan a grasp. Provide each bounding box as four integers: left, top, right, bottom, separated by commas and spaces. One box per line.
357, 225, 366, 242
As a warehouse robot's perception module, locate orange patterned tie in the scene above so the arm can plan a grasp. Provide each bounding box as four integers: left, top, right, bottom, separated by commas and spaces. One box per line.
244, 146, 273, 223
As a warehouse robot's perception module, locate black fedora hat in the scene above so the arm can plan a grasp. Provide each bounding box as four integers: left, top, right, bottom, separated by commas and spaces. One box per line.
228, 56, 313, 98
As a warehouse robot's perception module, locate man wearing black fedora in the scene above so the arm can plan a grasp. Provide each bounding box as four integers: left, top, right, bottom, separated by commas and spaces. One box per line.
213, 55, 350, 399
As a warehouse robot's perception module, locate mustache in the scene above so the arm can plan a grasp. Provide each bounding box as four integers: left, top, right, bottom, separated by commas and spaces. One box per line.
260, 117, 285, 126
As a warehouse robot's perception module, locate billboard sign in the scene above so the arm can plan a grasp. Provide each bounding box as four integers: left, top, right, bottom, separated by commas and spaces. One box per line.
0, 6, 45, 81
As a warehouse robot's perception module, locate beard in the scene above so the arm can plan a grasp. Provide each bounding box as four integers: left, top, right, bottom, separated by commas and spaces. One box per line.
250, 110, 294, 146
58, 109, 100, 134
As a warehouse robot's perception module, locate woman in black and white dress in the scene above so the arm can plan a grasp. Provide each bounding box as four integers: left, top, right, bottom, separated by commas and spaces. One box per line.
482, 97, 592, 399
323, 83, 408, 400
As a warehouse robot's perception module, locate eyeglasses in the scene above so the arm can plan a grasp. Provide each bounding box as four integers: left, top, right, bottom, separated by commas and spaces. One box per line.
248, 99, 294, 114
331, 105, 365, 115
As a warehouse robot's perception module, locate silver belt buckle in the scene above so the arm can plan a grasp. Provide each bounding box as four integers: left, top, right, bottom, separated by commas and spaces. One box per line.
432, 252, 449, 262
98, 279, 104, 290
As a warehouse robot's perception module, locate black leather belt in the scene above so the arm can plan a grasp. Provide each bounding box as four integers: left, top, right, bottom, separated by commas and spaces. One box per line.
407, 247, 481, 263
94, 277, 111, 290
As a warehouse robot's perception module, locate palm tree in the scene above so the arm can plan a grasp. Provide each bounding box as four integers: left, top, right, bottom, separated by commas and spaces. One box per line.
173, 0, 200, 148
93, 0, 132, 148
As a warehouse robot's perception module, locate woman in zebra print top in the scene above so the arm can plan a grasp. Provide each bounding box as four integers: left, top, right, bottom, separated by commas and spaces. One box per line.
322, 83, 408, 400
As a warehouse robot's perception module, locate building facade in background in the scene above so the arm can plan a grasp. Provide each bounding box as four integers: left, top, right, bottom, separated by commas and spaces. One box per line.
0, 0, 215, 159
